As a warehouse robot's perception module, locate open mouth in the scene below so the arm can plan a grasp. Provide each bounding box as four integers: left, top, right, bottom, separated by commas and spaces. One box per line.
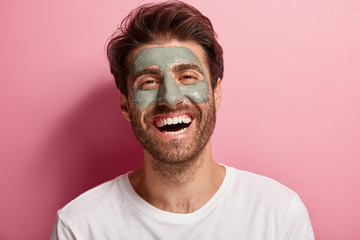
154, 115, 192, 136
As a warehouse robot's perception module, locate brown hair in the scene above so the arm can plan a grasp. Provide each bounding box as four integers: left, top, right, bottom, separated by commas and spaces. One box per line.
107, 0, 224, 97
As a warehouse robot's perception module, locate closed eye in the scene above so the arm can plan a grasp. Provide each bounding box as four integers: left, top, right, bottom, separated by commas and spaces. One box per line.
134, 76, 160, 90
172, 63, 204, 85
178, 73, 201, 85
180, 75, 196, 80
133, 67, 161, 90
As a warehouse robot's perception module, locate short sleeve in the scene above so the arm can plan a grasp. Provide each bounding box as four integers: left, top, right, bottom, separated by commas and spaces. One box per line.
279, 195, 315, 240
49, 212, 76, 240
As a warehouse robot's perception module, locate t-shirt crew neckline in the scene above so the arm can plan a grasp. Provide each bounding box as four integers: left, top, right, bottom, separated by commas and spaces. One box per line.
119, 165, 234, 224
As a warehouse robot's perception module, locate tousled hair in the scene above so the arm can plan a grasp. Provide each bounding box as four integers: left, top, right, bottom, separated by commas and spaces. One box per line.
107, 0, 224, 97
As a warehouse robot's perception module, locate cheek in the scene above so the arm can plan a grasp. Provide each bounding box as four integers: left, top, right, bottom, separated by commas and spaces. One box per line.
179, 80, 210, 104
132, 89, 158, 110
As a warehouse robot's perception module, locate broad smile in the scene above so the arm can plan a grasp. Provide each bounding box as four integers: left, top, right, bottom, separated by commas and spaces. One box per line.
153, 114, 193, 136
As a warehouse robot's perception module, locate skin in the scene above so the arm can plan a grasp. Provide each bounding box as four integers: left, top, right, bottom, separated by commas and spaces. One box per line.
120, 40, 225, 213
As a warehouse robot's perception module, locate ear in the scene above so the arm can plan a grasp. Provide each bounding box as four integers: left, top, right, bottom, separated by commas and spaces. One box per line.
120, 92, 130, 121
214, 78, 222, 111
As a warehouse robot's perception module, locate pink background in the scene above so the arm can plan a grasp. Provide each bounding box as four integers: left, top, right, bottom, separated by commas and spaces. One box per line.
1, 0, 359, 239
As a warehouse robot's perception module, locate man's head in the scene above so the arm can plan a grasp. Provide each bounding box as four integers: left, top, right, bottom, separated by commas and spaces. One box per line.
106, 1, 224, 176
107, 0, 223, 97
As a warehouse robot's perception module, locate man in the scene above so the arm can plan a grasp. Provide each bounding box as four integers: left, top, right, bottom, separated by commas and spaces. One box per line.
51, 1, 314, 239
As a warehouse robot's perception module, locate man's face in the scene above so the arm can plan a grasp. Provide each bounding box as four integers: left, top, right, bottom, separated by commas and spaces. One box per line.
124, 41, 220, 164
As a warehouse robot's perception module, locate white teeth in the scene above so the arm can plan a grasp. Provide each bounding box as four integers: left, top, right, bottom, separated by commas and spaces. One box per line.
163, 127, 188, 135
155, 115, 192, 128
183, 117, 191, 124
181, 116, 186, 123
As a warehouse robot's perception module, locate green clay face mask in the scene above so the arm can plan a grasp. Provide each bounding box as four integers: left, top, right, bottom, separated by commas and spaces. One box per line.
130, 46, 210, 110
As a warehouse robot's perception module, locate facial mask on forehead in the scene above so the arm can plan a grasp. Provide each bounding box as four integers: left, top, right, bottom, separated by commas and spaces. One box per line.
131, 46, 210, 110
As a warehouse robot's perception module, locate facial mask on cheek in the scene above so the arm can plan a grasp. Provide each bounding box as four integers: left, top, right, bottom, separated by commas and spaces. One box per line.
131, 89, 158, 110
131, 46, 210, 110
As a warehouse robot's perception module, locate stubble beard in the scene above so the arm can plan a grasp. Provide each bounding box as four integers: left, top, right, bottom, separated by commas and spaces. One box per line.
129, 99, 216, 182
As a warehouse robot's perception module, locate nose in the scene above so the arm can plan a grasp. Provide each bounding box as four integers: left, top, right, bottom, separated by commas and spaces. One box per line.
157, 72, 185, 106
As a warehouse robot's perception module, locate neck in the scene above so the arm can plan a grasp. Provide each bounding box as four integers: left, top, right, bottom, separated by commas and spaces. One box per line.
129, 141, 225, 213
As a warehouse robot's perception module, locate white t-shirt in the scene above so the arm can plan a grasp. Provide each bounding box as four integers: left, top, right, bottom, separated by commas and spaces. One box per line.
50, 165, 314, 239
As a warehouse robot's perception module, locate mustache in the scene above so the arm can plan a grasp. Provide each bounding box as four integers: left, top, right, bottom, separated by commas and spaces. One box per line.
149, 104, 195, 116
144, 104, 202, 122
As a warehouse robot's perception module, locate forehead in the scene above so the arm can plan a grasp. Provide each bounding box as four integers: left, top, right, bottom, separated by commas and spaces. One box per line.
132, 45, 205, 73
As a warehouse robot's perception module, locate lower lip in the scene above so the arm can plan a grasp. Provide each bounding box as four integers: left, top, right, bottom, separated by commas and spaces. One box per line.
152, 121, 193, 139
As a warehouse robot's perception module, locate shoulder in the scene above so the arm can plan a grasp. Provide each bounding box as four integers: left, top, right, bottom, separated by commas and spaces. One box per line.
225, 166, 301, 214
57, 174, 129, 223
222, 166, 314, 239
228, 166, 297, 197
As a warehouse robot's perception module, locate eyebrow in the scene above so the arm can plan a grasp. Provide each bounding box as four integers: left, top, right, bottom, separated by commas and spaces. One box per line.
171, 63, 204, 75
133, 67, 162, 81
